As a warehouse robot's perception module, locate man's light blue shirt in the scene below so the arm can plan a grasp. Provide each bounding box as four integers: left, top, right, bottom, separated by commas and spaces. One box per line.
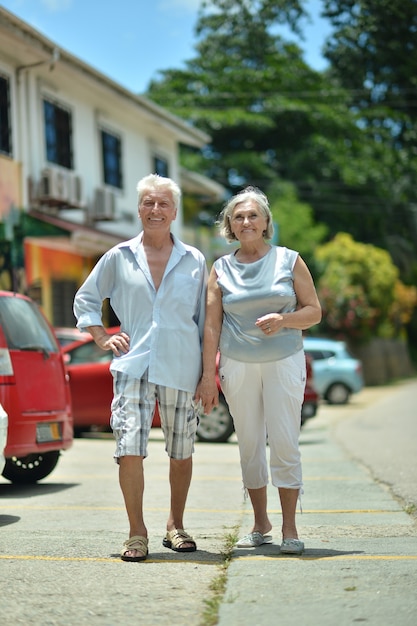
73, 233, 208, 393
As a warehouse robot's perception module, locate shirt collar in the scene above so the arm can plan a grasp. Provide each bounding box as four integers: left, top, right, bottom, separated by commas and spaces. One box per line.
120, 231, 187, 257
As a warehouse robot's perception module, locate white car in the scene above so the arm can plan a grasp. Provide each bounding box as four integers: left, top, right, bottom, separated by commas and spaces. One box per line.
0, 403, 7, 474
303, 337, 364, 405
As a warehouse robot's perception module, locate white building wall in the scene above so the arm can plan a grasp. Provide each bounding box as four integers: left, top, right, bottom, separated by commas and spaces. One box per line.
15, 65, 184, 238
0, 8, 209, 243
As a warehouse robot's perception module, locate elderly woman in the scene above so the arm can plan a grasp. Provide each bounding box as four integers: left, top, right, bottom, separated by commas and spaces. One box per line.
196, 186, 321, 554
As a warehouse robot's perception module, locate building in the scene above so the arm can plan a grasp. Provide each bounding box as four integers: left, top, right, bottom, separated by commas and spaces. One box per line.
0, 7, 223, 325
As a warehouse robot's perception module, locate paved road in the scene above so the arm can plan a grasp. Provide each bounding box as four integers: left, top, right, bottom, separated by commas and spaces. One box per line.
218, 378, 417, 626
333, 378, 417, 511
0, 378, 416, 625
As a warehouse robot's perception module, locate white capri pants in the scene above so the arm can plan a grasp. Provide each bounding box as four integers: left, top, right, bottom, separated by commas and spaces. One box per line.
219, 350, 306, 491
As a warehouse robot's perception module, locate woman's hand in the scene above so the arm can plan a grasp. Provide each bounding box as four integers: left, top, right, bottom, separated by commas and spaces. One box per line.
195, 375, 219, 415
255, 313, 284, 335
255, 256, 322, 335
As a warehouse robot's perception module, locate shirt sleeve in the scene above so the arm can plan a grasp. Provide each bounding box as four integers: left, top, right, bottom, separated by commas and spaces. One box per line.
193, 253, 208, 345
73, 251, 116, 330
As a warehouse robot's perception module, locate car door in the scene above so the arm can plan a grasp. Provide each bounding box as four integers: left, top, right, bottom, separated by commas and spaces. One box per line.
0, 292, 72, 457
0, 295, 69, 412
64, 340, 113, 428
304, 349, 336, 396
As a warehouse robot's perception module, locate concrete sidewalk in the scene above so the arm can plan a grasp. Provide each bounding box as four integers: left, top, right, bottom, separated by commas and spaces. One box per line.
218, 381, 417, 626
0, 381, 416, 625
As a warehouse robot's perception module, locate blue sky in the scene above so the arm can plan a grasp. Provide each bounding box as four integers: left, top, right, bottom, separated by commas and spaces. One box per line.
1, 0, 332, 93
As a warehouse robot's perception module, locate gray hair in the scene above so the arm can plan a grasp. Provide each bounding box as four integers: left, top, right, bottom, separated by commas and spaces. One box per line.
136, 173, 181, 209
218, 186, 274, 243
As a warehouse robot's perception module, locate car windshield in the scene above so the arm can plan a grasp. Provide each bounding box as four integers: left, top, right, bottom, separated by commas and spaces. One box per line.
56, 334, 82, 347
0, 296, 58, 353
306, 350, 335, 361
67, 341, 113, 364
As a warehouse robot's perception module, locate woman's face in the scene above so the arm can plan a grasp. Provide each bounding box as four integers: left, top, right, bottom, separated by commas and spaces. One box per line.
230, 199, 268, 242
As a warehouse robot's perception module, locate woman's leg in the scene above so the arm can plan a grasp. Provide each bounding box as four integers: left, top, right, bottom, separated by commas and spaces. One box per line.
278, 487, 300, 540
262, 352, 306, 541
221, 358, 271, 533
247, 485, 272, 535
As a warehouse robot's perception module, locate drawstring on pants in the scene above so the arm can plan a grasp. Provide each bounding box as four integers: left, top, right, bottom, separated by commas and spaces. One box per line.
298, 488, 304, 514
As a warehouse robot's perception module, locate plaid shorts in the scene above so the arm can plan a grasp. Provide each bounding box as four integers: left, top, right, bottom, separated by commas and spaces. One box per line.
110, 370, 198, 460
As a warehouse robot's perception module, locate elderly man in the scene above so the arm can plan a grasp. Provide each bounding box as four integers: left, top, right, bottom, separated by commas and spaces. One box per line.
74, 174, 207, 561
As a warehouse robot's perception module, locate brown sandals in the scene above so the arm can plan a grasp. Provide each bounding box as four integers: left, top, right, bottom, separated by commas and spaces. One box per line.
162, 529, 197, 552
121, 535, 148, 562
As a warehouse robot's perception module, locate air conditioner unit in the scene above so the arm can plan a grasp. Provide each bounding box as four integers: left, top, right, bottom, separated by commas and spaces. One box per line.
68, 175, 83, 207
39, 168, 69, 203
92, 187, 116, 220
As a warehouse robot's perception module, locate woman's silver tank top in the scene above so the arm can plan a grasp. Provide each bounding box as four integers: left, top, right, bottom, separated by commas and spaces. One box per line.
214, 246, 303, 362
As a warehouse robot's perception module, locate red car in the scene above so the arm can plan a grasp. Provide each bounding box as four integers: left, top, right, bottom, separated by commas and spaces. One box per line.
59, 328, 318, 443
0, 291, 73, 483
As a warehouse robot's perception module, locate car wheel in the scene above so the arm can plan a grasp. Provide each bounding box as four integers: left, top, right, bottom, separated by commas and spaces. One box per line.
326, 383, 351, 405
196, 394, 235, 443
301, 401, 317, 426
1, 451, 60, 484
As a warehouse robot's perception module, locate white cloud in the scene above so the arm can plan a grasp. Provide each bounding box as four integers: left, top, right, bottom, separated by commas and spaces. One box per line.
160, 0, 203, 11
41, 0, 73, 11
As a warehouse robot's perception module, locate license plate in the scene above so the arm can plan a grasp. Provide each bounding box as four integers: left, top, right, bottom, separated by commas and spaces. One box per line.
36, 422, 62, 443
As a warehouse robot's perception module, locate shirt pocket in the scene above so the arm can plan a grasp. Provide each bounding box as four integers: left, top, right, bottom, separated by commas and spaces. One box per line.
275, 350, 306, 404
173, 274, 200, 310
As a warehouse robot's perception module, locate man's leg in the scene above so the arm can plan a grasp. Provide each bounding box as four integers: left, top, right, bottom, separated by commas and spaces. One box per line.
158, 386, 197, 549
119, 455, 147, 557
167, 456, 193, 531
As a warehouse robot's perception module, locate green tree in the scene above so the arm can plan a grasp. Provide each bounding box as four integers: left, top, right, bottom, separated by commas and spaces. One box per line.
147, 0, 417, 300
147, 1, 410, 257
320, 0, 417, 358
147, 0, 346, 193
268, 180, 328, 266
321, 0, 417, 279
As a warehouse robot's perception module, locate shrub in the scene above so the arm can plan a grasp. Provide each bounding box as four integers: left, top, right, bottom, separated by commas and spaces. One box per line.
315, 233, 401, 342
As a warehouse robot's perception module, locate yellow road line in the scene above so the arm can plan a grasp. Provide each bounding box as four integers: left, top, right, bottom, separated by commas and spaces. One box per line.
1, 554, 416, 564
2, 474, 361, 482
272, 509, 404, 514
303, 476, 364, 481
0, 505, 404, 514
41, 475, 243, 481
235, 554, 417, 562
0, 554, 219, 565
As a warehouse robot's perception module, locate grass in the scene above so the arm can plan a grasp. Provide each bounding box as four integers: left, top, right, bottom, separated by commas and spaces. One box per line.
405, 503, 416, 516
200, 527, 239, 626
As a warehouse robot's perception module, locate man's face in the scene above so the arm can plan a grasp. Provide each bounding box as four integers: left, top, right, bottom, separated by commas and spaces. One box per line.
139, 188, 177, 231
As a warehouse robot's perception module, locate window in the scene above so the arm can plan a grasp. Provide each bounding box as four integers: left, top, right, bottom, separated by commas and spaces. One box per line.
52, 280, 78, 327
305, 350, 335, 361
44, 99, 73, 168
0, 295, 58, 353
0, 75, 12, 156
101, 129, 122, 188
153, 155, 169, 177
67, 341, 113, 365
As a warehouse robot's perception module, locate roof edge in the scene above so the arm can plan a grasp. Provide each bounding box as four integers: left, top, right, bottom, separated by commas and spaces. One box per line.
0, 7, 210, 147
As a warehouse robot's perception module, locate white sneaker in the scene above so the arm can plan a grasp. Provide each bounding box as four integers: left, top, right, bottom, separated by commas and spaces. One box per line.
280, 538, 304, 555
